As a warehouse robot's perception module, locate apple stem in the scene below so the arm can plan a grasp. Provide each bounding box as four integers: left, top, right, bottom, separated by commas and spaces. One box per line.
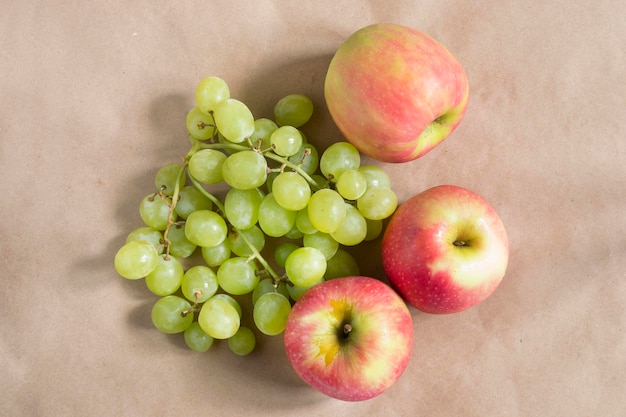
343, 323, 352, 337
453, 240, 468, 247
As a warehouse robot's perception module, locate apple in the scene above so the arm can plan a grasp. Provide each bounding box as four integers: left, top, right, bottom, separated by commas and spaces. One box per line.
382, 185, 509, 314
324, 23, 469, 163
283, 276, 413, 401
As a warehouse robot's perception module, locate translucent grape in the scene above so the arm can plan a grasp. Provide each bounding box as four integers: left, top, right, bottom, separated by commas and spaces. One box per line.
213, 99, 255, 143
271, 171, 311, 211
224, 187, 263, 229
181, 265, 218, 303
198, 296, 240, 339
184, 209, 228, 248
174, 186, 213, 219
145, 255, 184, 296
228, 226, 265, 257
151, 295, 193, 334
184, 322, 214, 352
188, 149, 227, 185
288, 143, 319, 176
249, 118, 278, 150
330, 203, 367, 246
320, 142, 360, 181
287, 278, 323, 301
252, 278, 289, 304
222, 150, 268, 190
125, 227, 164, 254
258, 193, 297, 237
253, 292, 291, 336
302, 231, 338, 260
155, 163, 186, 196
364, 218, 383, 241
295, 208, 318, 235
212, 294, 242, 318
270, 125, 303, 157
274, 94, 314, 127
200, 239, 231, 267
195, 76, 230, 113
114, 241, 159, 280
217, 257, 259, 295
186, 107, 216, 140
324, 248, 361, 280
228, 326, 256, 356
285, 246, 327, 287
165, 224, 197, 258
139, 193, 175, 231
357, 186, 398, 220
358, 165, 391, 189
307, 188, 346, 233
284, 224, 304, 240
335, 169, 367, 200
274, 242, 300, 268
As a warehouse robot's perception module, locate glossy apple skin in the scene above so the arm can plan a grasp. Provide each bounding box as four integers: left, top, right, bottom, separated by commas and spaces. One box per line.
284, 276, 413, 401
382, 185, 509, 314
324, 23, 469, 163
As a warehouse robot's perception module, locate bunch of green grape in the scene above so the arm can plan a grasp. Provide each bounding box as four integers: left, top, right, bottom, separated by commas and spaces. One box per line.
114, 76, 398, 355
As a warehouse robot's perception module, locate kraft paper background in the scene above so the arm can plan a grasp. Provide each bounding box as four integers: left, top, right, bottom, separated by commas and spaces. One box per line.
1, 1, 624, 416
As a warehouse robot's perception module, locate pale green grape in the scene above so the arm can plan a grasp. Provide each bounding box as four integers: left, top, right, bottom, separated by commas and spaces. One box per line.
184, 322, 214, 352
200, 239, 231, 267
320, 142, 360, 181
335, 169, 367, 200
184, 210, 228, 248
330, 203, 367, 246
186, 106, 216, 140
166, 225, 197, 258
181, 265, 218, 303
307, 188, 346, 233
271, 171, 311, 211
364, 218, 383, 241
288, 143, 319, 176
324, 248, 361, 280
155, 163, 186, 196
303, 231, 339, 260
222, 150, 268, 190
212, 294, 242, 318
145, 255, 184, 296
285, 246, 327, 287
270, 125, 303, 157
228, 226, 265, 257
224, 187, 263, 229
358, 165, 391, 189
274, 94, 314, 127
249, 118, 278, 150
284, 224, 304, 240
139, 194, 175, 231
195, 76, 230, 113
213, 98, 255, 143
252, 278, 289, 304
258, 193, 297, 237
253, 292, 291, 336
295, 208, 318, 235
287, 278, 323, 301
188, 149, 227, 185
357, 186, 398, 220
151, 295, 193, 334
217, 257, 259, 295
125, 226, 164, 254
198, 296, 240, 339
274, 242, 300, 268
175, 186, 213, 219
228, 326, 256, 356
114, 241, 159, 280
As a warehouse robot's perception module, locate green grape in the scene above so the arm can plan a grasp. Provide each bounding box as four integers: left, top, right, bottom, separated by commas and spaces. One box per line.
186, 106, 216, 140
303, 231, 339, 260
288, 143, 319, 176
357, 186, 398, 220
145, 255, 184, 296
217, 257, 259, 295
212, 294, 242, 318
184, 322, 214, 352
284, 224, 304, 239
228, 226, 265, 257
174, 186, 213, 220
224, 187, 263, 229
188, 149, 227, 185
335, 169, 367, 200
252, 278, 289, 304
222, 150, 268, 190
181, 265, 218, 303
253, 292, 291, 336
307, 188, 346, 233
200, 239, 231, 267
184, 210, 228, 248
139, 193, 175, 231
258, 193, 297, 237
166, 224, 197, 258
285, 246, 327, 287
330, 203, 368, 246
125, 226, 164, 254
270, 125, 303, 157
250, 118, 278, 150
287, 278, 323, 301
151, 295, 194, 334
114, 241, 159, 280
320, 141, 360, 181
274, 242, 300, 268
364, 218, 383, 241
155, 163, 186, 196
273, 94, 314, 127
324, 248, 360, 280
271, 171, 311, 211
228, 326, 256, 356
295, 209, 318, 235
195, 76, 230, 113
213, 98, 255, 143
198, 296, 240, 339
358, 165, 392, 189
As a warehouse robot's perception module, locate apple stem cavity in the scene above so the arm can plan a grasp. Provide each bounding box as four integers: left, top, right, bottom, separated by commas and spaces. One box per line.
453, 239, 469, 247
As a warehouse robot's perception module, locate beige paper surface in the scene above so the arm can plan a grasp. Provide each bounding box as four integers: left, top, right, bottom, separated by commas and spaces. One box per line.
1, 1, 624, 416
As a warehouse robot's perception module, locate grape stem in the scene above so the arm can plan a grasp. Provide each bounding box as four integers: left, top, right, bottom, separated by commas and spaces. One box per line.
161, 162, 189, 260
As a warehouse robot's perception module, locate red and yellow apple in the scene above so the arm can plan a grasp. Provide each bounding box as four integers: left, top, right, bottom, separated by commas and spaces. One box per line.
324, 23, 469, 163
283, 276, 413, 401
382, 185, 509, 314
